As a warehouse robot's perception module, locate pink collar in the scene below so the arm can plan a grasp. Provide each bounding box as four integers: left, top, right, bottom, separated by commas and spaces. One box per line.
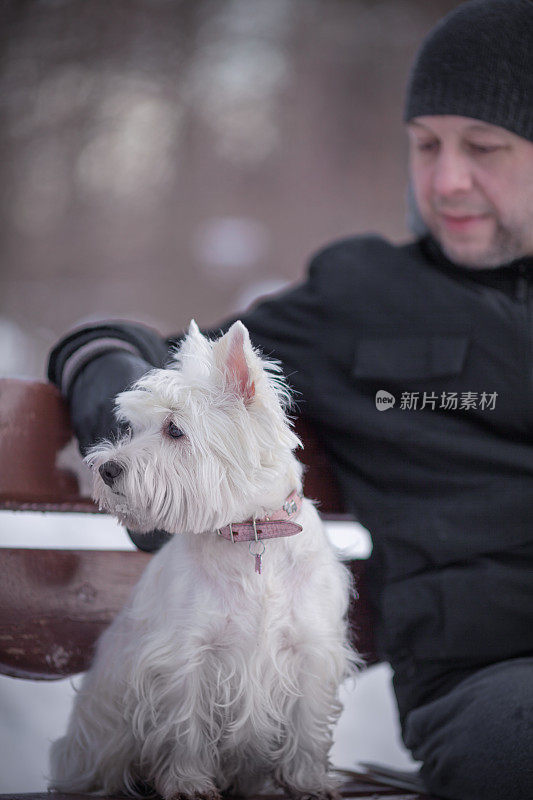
216, 489, 303, 544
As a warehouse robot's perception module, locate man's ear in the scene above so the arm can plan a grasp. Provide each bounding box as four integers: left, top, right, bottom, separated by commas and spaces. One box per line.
214, 321, 256, 405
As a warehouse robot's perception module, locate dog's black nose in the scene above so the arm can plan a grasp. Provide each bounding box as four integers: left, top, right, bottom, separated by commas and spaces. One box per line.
99, 461, 123, 487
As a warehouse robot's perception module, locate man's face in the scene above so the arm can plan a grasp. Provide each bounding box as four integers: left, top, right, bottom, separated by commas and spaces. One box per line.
407, 115, 533, 268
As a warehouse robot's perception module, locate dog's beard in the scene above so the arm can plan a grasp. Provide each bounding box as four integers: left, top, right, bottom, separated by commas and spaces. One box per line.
92, 478, 155, 532
87, 444, 172, 532
88, 446, 219, 535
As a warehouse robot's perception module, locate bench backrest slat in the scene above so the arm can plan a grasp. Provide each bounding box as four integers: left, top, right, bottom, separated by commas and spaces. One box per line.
0, 549, 376, 679
0, 379, 96, 511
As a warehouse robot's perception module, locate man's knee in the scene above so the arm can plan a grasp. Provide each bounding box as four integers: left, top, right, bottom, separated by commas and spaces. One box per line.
403, 659, 533, 800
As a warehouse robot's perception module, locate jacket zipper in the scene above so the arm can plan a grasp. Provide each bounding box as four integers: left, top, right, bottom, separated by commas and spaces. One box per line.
515, 264, 529, 303
515, 264, 532, 420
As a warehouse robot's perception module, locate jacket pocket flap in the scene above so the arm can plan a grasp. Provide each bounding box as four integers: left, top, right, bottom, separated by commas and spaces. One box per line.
353, 335, 469, 381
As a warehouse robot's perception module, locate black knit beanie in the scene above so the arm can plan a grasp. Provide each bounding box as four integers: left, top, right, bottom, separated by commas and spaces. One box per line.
404, 0, 533, 141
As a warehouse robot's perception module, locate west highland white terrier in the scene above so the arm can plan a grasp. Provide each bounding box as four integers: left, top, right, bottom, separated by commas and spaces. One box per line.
49, 320, 356, 799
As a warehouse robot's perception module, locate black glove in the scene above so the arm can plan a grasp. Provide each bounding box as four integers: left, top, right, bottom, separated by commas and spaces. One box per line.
68, 350, 173, 552
48, 320, 177, 553
69, 350, 151, 456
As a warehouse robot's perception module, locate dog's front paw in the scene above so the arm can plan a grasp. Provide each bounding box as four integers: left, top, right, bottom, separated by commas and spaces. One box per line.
277, 779, 340, 800
286, 791, 340, 800
170, 792, 222, 800
301, 791, 340, 800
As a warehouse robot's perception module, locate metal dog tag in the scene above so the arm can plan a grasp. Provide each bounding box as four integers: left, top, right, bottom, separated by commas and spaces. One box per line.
249, 540, 266, 575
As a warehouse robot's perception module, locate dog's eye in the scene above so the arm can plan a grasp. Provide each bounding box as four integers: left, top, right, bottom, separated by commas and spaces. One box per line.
166, 421, 185, 439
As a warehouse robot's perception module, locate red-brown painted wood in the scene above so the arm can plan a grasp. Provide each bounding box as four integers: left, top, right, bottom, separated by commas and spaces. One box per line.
0, 379, 97, 512
0, 548, 376, 680
0, 548, 150, 679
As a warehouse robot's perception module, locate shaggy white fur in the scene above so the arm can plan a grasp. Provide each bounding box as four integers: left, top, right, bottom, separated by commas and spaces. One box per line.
49, 321, 358, 799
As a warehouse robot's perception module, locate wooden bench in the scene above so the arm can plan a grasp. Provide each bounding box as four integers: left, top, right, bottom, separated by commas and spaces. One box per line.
0, 378, 436, 800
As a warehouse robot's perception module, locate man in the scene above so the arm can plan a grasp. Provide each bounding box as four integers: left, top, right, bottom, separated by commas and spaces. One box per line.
48, 2, 533, 798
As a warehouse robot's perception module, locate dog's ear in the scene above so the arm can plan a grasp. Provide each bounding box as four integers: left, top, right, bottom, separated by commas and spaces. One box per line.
170, 319, 211, 373
214, 321, 256, 405
187, 319, 202, 339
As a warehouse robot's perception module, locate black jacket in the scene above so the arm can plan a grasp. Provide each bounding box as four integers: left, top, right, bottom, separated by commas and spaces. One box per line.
48, 234, 533, 725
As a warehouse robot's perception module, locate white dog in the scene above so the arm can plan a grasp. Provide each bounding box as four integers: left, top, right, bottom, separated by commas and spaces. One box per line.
49, 320, 356, 799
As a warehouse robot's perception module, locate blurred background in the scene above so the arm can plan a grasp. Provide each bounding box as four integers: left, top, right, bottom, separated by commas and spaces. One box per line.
0, 0, 463, 791
0, 0, 461, 374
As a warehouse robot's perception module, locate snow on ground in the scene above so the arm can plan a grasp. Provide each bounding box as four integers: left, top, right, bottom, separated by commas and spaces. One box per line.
0, 513, 419, 791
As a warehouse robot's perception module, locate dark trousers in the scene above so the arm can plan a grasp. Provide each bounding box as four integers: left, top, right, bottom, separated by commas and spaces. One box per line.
403, 657, 533, 800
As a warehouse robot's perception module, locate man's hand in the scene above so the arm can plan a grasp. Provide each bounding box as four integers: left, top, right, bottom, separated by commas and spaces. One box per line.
69, 350, 152, 456
48, 320, 174, 552
69, 349, 174, 552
